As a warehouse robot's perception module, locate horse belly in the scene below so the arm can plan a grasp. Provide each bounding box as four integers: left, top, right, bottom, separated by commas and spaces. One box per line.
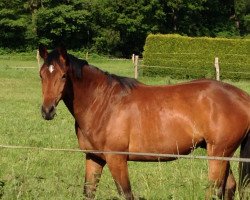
128, 119, 204, 161
128, 138, 200, 161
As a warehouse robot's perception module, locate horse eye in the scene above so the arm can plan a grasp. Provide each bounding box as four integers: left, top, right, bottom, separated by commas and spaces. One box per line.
62, 74, 67, 80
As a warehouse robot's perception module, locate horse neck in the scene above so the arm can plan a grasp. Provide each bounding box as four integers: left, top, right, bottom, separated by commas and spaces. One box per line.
68, 65, 113, 113
62, 80, 74, 116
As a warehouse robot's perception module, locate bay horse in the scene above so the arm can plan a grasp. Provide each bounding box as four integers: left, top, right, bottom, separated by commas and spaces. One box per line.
39, 46, 250, 200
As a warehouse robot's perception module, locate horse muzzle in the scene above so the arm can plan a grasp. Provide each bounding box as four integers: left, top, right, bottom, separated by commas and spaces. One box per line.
41, 104, 56, 120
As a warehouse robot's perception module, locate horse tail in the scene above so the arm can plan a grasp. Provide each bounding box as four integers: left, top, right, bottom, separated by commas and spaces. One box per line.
239, 130, 250, 197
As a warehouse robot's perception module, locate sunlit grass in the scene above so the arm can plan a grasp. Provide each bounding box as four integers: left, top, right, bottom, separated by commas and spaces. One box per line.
0, 54, 249, 199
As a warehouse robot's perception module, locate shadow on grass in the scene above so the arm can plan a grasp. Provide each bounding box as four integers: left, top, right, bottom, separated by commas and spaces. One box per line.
0, 180, 5, 198
106, 197, 147, 200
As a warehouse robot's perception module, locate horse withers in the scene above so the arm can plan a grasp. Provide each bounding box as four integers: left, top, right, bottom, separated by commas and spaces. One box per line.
39, 46, 250, 200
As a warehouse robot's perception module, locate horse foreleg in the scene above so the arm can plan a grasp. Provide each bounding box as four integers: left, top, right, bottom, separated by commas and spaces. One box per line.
106, 155, 134, 200
84, 154, 106, 199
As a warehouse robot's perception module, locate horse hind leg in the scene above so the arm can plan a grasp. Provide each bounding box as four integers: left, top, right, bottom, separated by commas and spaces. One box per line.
206, 143, 234, 200
206, 160, 229, 199
239, 131, 250, 199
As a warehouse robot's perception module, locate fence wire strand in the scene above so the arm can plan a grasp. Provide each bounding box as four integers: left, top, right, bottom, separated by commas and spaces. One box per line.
139, 65, 250, 75
1, 144, 250, 163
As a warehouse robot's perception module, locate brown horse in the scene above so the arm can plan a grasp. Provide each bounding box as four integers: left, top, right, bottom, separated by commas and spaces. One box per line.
39, 46, 250, 200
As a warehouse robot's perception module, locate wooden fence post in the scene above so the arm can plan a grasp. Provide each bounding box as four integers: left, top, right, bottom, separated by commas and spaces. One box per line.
214, 57, 220, 81
134, 55, 139, 79
132, 54, 135, 64
37, 50, 41, 69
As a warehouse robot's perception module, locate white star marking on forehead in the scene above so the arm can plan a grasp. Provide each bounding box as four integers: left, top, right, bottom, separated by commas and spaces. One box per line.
48, 65, 55, 73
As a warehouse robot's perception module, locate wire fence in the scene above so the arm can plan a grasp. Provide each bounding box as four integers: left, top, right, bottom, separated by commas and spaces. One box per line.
1, 144, 250, 163
147, 52, 249, 56
140, 61, 248, 67
7, 65, 250, 76
4, 53, 249, 77
9, 67, 37, 69
138, 64, 250, 75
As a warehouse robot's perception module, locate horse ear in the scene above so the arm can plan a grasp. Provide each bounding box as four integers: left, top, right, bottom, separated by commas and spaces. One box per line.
38, 45, 48, 60
57, 45, 68, 64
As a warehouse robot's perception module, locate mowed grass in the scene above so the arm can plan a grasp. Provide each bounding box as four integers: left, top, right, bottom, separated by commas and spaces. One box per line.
0, 53, 250, 199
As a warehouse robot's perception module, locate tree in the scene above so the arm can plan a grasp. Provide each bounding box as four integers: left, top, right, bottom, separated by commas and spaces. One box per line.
0, 0, 248, 54
36, 1, 93, 48
235, 0, 250, 34
91, 0, 167, 56
0, 0, 33, 48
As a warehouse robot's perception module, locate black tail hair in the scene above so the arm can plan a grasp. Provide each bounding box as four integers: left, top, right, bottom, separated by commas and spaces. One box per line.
239, 131, 250, 198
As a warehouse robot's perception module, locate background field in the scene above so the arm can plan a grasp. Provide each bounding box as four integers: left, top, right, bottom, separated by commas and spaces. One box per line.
0, 53, 250, 199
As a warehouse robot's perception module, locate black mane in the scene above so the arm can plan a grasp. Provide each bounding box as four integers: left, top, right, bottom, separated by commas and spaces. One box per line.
68, 53, 139, 90
68, 54, 88, 79
104, 71, 139, 90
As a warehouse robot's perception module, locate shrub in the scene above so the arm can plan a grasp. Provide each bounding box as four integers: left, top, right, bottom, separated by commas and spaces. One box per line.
143, 34, 250, 80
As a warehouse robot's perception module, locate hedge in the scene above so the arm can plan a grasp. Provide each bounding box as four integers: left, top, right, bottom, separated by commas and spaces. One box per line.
142, 34, 250, 80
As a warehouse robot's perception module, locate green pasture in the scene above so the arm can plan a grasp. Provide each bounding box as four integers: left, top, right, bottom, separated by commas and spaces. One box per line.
0, 53, 250, 199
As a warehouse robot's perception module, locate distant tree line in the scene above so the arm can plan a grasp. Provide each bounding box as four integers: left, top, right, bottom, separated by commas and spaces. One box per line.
0, 0, 249, 56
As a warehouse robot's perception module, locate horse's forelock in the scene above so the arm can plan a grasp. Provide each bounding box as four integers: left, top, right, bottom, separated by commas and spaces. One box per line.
44, 49, 88, 79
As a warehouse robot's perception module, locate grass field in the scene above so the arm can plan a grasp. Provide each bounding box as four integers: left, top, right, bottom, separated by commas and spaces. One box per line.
0, 52, 250, 199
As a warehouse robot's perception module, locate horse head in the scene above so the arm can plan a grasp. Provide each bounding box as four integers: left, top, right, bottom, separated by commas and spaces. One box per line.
39, 45, 69, 120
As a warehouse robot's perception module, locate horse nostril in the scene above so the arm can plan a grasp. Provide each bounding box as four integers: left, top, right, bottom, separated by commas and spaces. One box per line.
41, 104, 56, 120
49, 105, 55, 113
